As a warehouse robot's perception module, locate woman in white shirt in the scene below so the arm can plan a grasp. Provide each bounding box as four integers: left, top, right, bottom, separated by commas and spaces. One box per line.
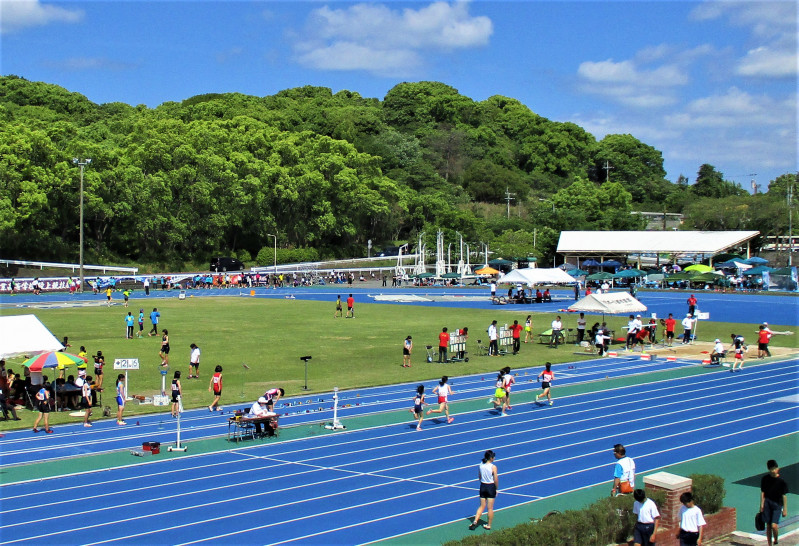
469, 450, 498, 531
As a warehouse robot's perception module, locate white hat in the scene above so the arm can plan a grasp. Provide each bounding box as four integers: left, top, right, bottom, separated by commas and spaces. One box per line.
636, 314, 641, 317
715, 339, 721, 343
763, 322, 768, 326
257, 397, 267, 404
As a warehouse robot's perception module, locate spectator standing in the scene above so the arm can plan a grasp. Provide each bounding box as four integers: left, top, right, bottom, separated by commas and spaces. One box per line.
469, 450, 499, 531
677, 492, 706, 546
626, 314, 642, 350
93, 350, 105, 391
208, 365, 223, 411
105, 286, 113, 307
687, 294, 697, 316
509, 320, 523, 354
159, 329, 170, 367
681, 314, 695, 344
633, 488, 660, 546
346, 294, 355, 318
188, 342, 200, 378
148, 308, 160, 336
402, 336, 413, 368
760, 459, 789, 546
488, 320, 499, 356
438, 327, 449, 363
0, 390, 20, 420
611, 444, 636, 495
576, 312, 587, 344
125, 312, 135, 339
32, 383, 53, 433
490, 281, 497, 299
170, 371, 182, 417
115, 374, 127, 425
143, 277, 150, 296
664, 313, 676, 346
524, 315, 533, 343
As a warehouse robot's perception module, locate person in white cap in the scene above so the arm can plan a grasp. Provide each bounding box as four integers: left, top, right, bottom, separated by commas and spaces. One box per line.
248, 396, 273, 436
681, 314, 695, 344
710, 339, 726, 365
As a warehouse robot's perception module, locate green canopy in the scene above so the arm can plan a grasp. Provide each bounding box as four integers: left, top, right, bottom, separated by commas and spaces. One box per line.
568, 269, 589, 277
488, 258, 514, 266
586, 271, 614, 280
612, 269, 646, 279
690, 272, 723, 282
684, 264, 713, 273
414, 272, 434, 278
666, 271, 700, 281
441, 272, 461, 279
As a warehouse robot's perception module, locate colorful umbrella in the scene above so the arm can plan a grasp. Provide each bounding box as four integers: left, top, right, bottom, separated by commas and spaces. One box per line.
23, 351, 87, 373
684, 264, 713, 273
474, 266, 499, 275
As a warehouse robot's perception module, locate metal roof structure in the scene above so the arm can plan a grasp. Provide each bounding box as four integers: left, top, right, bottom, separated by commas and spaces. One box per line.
556, 231, 760, 260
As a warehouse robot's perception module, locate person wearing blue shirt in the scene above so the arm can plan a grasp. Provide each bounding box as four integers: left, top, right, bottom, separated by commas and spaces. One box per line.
148, 308, 161, 337
124, 312, 135, 339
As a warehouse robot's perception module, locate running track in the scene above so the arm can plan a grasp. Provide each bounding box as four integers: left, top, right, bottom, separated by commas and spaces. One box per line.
1, 358, 797, 545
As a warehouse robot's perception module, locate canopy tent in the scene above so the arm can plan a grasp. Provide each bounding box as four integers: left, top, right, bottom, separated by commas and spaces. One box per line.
488, 258, 514, 266
600, 260, 623, 267
581, 259, 601, 267
743, 265, 775, 276
684, 264, 713, 273
414, 272, 434, 278
612, 269, 646, 279
743, 256, 768, 265
0, 315, 63, 359
716, 260, 752, 270
500, 268, 577, 285
474, 266, 499, 275
568, 269, 589, 277
690, 272, 724, 283
440, 272, 461, 279
586, 271, 614, 281
568, 292, 647, 316
666, 271, 700, 281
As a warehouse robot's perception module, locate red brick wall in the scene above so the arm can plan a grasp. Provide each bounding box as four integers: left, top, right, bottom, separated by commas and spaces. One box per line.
618, 506, 737, 546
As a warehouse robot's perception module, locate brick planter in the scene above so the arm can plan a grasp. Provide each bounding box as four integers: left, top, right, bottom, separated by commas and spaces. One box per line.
616, 472, 737, 546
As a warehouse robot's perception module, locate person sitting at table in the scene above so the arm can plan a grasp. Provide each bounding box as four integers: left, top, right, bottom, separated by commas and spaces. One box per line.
535, 289, 543, 304
248, 396, 274, 436
543, 289, 552, 302
710, 338, 726, 365
0, 389, 20, 420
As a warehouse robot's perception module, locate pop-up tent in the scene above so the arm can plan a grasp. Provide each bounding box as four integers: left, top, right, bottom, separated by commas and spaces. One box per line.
0, 315, 63, 359
568, 292, 647, 316
500, 268, 577, 285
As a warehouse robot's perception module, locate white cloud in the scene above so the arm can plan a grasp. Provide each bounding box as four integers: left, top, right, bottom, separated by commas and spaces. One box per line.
576, 58, 687, 108
0, 0, 83, 34
667, 87, 794, 128
690, 1, 797, 79
292, 1, 493, 74
737, 46, 797, 77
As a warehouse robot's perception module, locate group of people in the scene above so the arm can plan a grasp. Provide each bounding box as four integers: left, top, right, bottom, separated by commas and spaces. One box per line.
333, 294, 355, 318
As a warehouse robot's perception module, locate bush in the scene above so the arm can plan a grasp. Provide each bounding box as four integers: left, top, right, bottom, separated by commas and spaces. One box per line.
255, 246, 319, 267
235, 249, 252, 263
690, 473, 725, 514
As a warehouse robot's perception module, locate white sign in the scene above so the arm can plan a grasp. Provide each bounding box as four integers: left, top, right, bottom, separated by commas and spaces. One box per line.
696, 312, 710, 320
113, 358, 140, 370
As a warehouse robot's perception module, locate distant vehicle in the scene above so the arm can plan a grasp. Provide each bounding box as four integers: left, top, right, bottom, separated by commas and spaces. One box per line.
210, 257, 244, 272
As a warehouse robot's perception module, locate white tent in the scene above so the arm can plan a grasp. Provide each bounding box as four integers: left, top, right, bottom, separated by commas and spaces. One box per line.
568, 292, 647, 315
500, 268, 577, 285
0, 315, 63, 359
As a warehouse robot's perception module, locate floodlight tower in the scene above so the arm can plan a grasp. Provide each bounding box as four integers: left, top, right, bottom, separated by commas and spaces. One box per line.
73, 158, 92, 293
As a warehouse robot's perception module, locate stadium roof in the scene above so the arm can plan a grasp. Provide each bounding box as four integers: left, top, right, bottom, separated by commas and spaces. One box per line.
556, 231, 760, 257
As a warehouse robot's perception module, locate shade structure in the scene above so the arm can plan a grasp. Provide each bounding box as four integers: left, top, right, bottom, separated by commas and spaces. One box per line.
488, 258, 514, 266
716, 260, 751, 270
744, 265, 775, 276
743, 256, 768, 265
474, 266, 499, 275
440, 272, 461, 279
600, 260, 623, 267
568, 269, 589, 277
500, 268, 577, 285
666, 271, 701, 281
22, 351, 87, 373
568, 292, 647, 315
414, 272, 435, 278
581, 259, 601, 267
684, 264, 713, 273
690, 272, 724, 283
612, 269, 646, 279
586, 271, 614, 281
0, 315, 64, 359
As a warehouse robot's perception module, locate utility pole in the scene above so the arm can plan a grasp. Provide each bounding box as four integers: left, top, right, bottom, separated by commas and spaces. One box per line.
603, 161, 613, 183
789, 178, 794, 266
504, 187, 515, 219
73, 158, 92, 293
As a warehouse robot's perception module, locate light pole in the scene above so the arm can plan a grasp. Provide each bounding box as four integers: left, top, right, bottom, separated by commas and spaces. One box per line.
267, 234, 277, 274
789, 179, 794, 266
73, 158, 91, 292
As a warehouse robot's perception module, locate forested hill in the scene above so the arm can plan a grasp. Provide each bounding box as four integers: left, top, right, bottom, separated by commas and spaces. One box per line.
0, 76, 791, 268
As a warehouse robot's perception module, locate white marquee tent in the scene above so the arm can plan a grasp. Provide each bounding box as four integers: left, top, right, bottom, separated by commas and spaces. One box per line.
500, 268, 577, 285
567, 292, 647, 316
0, 315, 63, 359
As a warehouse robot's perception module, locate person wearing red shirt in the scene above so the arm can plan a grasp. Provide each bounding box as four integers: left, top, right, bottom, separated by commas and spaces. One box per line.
510, 320, 524, 354
438, 327, 449, 363
208, 365, 223, 411
757, 325, 772, 358
663, 313, 677, 347
346, 294, 355, 318
687, 294, 697, 316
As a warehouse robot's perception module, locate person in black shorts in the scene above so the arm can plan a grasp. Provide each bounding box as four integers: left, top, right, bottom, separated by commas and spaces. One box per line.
470, 450, 499, 531
32, 383, 53, 433
760, 459, 789, 546
170, 371, 182, 417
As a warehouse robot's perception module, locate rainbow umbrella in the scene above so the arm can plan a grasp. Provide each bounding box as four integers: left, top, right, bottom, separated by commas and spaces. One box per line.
22, 351, 87, 373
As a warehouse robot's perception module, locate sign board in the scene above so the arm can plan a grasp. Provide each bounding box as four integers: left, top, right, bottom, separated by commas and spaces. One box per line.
114, 358, 140, 370
696, 312, 710, 320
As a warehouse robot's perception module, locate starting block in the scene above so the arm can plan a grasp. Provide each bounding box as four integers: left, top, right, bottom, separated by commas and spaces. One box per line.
607, 351, 618, 357
666, 356, 677, 362
702, 359, 711, 365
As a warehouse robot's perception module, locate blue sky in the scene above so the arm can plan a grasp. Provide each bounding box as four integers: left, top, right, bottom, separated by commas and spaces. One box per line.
1, 0, 796, 190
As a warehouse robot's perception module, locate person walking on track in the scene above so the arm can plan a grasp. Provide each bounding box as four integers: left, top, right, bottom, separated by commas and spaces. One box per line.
469, 450, 499, 531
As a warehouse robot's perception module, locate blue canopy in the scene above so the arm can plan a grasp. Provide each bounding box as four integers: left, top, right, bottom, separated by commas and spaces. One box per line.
743, 265, 775, 276
581, 259, 601, 267
743, 256, 768, 265
613, 269, 646, 279
601, 260, 623, 267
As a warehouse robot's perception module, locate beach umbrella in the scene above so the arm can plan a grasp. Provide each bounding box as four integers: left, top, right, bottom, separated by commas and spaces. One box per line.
441, 272, 461, 279
744, 265, 775, 276
22, 351, 87, 373
568, 269, 589, 277
600, 260, 623, 268
474, 266, 499, 275
581, 259, 601, 267
684, 264, 713, 273
612, 269, 646, 279
743, 256, 768, 265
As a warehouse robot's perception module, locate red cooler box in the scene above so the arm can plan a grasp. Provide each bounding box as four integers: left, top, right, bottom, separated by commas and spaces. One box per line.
142, 441, 161, 454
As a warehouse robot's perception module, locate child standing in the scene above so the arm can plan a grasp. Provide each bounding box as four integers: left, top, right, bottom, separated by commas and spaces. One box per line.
159, 329, 170, 367
402, 336, 413, 367
115, 374, 127, 425
633, 488, 660, 546
535, 362, 555, 406
170, 371, 182, 417
677, 492, 706, 546
137, 309, 144, 338
208, 365, 223, 411
32, 383, 54, 433
409, 384, 426, 431
426, 376, 454, 423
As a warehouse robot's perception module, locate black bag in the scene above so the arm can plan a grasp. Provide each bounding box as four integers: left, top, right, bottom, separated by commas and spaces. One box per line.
755, 511, 765, 531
